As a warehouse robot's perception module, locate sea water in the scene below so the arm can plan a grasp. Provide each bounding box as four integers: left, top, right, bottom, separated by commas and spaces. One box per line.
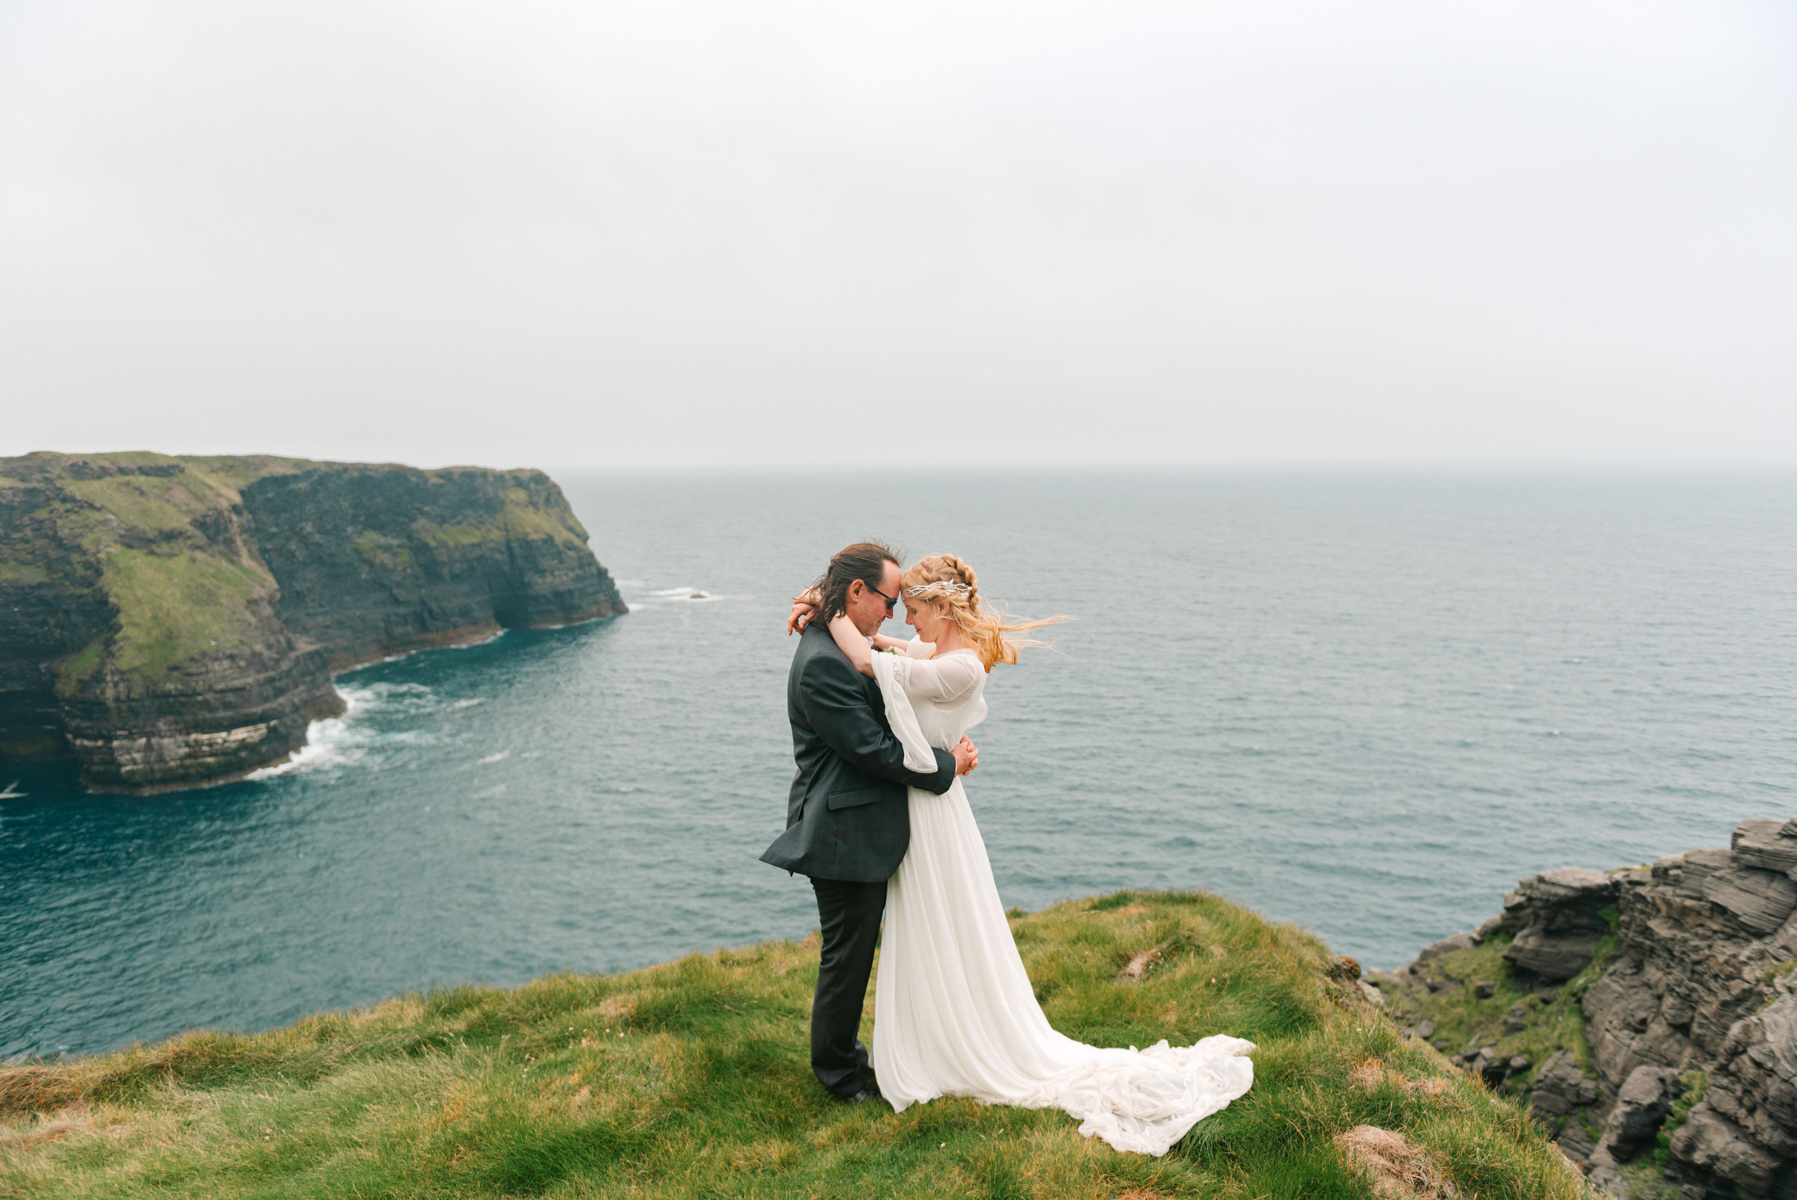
3, 469, 1794, 1059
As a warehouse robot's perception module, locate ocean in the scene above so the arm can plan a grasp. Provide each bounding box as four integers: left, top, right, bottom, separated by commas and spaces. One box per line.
3, 468, 1794, 1059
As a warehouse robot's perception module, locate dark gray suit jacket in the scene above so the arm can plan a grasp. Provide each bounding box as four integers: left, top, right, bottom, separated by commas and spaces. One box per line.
759, 623, 957, 882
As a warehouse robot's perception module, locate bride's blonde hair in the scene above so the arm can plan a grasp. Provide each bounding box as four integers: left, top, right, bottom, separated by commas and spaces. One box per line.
901, 554, 1069, 672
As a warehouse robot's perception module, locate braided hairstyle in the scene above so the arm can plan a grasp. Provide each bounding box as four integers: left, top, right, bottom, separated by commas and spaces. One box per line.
900, 554, 1068, 671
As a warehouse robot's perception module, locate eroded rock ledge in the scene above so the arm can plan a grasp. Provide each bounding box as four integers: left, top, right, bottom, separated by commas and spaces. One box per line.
0, 452, 623, 792
1372, 818, 1797, 1200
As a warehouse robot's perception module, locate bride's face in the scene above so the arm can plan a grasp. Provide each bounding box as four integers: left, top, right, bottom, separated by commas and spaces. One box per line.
904, 597, 946, 640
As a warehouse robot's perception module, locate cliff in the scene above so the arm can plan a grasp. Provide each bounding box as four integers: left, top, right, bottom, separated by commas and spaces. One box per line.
0, 452, 622, 793
1372, 818, 1797, 1199
0, 890, 1588, 1200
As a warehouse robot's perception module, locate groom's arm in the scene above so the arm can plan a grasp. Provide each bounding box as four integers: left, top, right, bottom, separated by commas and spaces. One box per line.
798, 652, 958, 795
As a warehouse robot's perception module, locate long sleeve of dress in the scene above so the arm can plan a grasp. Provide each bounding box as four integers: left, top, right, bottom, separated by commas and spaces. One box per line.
797, 650, 957, 793
892, 640, 983, 703
869, 645, 983, 773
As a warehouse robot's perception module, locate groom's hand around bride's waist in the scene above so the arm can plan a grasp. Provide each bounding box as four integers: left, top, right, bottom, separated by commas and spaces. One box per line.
954, 736, 978, 776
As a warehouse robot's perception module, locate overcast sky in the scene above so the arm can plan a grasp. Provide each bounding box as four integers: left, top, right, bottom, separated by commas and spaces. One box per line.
1, 0, 1793, 469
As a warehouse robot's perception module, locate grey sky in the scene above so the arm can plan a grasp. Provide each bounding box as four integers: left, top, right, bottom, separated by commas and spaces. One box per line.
2, 0, 1793, 468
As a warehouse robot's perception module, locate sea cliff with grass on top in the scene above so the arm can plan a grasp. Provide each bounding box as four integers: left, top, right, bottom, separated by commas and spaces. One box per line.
0, 451, 623, 794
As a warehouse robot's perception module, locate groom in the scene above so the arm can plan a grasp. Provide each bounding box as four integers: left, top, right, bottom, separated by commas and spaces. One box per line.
761, 541, 976, 1104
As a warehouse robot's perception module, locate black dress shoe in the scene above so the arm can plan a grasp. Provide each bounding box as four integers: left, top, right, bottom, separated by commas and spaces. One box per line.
838, 1081, 885, 1105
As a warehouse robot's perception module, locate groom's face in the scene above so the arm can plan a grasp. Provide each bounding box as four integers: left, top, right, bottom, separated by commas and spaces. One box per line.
846, 561, 902, 637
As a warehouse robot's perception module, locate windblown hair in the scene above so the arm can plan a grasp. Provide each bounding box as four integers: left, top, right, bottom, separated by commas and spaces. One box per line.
811, 541, 900, 624
901, 554, 1070, 672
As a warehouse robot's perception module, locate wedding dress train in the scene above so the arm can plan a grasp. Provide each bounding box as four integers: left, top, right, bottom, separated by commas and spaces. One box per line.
868, 639, 1254, 1157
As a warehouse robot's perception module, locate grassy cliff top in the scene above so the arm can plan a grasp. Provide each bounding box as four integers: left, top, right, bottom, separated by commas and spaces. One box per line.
1, 452, 591, 691
0, 452, 578, 518
0, 891, 1587, 1200
0, 451, 315, 492
2, 454, 298, 691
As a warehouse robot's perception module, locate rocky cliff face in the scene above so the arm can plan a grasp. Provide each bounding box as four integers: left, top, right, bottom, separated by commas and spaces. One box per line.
1372, 819, 1797, 1199
0, 452, 622, 793
239, 463, 619, 669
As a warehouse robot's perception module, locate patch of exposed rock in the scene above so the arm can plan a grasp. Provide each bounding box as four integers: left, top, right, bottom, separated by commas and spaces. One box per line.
1374, 819, 1797, 1199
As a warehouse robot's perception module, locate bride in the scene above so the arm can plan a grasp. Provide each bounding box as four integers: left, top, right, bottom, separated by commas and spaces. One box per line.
800, 553, 1255, 1157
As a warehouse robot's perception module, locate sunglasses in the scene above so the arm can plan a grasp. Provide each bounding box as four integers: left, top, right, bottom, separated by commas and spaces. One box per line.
867, 584, 899, 612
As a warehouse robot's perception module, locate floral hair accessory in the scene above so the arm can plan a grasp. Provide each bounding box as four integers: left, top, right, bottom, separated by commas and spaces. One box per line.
905, 580, 972, 598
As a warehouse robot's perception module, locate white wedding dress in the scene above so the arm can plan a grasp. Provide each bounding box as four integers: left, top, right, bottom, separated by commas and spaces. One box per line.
868, 638, 1255, 1157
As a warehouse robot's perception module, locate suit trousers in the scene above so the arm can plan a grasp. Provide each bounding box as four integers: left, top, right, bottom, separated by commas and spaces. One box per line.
809, 875, 886, 1097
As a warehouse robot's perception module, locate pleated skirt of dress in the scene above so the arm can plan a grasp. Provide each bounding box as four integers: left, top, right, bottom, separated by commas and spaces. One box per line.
871, 777, 1257, 1157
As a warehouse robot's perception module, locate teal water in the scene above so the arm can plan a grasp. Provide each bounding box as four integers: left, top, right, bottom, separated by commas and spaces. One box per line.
3, 469, 1795, 1059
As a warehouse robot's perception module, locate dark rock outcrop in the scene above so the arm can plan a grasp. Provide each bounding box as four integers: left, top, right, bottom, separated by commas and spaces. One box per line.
0, 452, 622, 792
1379, 818, 1797, 1198
1500, 867, 1618, 982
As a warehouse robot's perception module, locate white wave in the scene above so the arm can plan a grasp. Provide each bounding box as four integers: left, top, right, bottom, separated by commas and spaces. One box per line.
451, 698, 485, 709
477, 751, 510, 765
246, 740, 334, 780
361, 682, 442, 715
338, 685, 380, 711
246, 687, 375, 780
642, 586, 723, 602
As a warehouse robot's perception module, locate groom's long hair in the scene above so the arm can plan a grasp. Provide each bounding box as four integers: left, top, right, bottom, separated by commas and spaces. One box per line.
812, 541, 900, 624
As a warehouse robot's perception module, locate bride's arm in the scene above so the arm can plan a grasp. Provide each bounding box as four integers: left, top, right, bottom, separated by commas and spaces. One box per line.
860, 639, 979, 703
786, 588, 821, 635
889, 652, 981, 703
869, 634, 908, 652
827, 614, 877, 677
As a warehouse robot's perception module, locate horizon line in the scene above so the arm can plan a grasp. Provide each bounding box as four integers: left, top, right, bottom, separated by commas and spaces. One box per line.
6, 448, 1797, 476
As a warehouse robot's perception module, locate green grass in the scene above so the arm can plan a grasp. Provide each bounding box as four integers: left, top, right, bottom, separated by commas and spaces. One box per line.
413, 523, 496, 548
1, 892, 1587, 1200
21, 460, 288, 686
88, 548, 276, 682
61, 473, 228, 537
51, 636, 108, 694
1653, 1070, 1706, 1172
1611, 1156, 1683, 1200
1376, 934, 1621, 1092
175, 456, 316, 492
351, 532, 414, 570
499, 486, 587, 547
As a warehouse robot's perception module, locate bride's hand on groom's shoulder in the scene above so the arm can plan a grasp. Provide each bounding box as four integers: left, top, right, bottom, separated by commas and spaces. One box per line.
787, 590, 820, 635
